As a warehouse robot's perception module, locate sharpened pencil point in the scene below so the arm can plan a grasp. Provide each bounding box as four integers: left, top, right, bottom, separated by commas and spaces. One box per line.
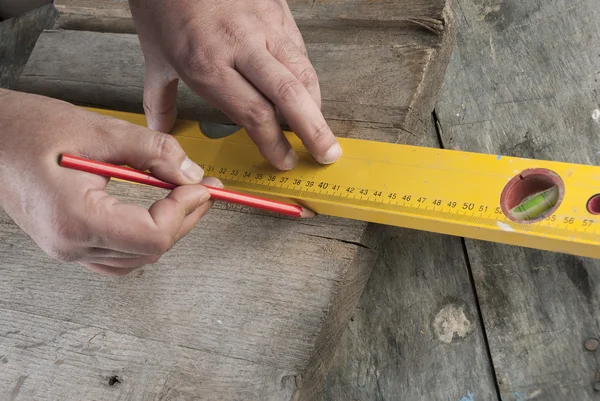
300, 207, 316, 218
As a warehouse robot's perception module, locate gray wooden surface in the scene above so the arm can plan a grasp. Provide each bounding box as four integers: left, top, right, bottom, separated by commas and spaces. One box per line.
322, 0, 600, 400
433, 0, 600, 400
0, 180, 375, 401
2, 1, 457, 399
53, 0, 448, 33
0, 3, 56, 89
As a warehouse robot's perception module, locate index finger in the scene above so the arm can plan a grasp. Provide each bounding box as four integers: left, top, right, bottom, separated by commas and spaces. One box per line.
236, 48, 341, 165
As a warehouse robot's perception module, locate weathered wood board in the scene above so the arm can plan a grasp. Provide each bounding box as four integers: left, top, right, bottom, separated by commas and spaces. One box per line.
435, 0, 600, 399
321, 208, 499, 400
320, 114, 498, 400
52, 0, 448, 33
0, 2, 56, 89
0, 181, 376, 401
2, 0, 461, 400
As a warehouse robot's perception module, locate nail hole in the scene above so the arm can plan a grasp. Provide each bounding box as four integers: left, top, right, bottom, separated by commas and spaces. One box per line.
108, 375, 121, 386
500, 168, 564, 223
587, 194, 600, 215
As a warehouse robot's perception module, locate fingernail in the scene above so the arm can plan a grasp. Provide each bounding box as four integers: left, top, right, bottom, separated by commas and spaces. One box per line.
321, 142, 342, 164
201, 176, 224, 188
282, 149, 298, 170
181, 157, 204, 182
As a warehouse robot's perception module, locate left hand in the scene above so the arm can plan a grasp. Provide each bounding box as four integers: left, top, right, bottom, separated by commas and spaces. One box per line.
128, 0, 342, 171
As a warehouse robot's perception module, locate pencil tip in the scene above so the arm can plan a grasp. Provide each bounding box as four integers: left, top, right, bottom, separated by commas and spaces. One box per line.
300, 207, 316, 218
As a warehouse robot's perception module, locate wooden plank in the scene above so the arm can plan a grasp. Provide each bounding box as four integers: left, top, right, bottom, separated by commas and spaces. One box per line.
0, 2, 57, 89
14, 28, 439, 141
435, 0, 600, 399
0, 308, 298, 400
321, 146, 499, 399
4, 1, 459, 398
53, 0, 448, 33
0, 180, 376, 399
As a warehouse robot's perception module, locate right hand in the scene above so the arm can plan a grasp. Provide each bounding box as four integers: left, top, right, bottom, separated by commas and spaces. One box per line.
0, 89, 221, 276
128, 0, 342, 171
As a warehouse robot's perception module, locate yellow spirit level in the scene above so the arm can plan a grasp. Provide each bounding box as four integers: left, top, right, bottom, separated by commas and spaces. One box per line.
89, 107, 600, 260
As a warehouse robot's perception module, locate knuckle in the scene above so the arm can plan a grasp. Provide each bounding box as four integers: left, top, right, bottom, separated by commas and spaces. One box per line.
276, 79, 303, 103
311, 123, 332, 145
175, 45, 222, 79
219, 21, 246, 46
150, 233, 174, 255
179, 49, 211, 73
243, 100, 276, 128
297, 66, 318, 88
151, 132, 181, 159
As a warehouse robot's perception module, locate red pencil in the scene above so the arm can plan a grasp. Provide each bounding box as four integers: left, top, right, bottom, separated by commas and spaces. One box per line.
58, 154, 314, 218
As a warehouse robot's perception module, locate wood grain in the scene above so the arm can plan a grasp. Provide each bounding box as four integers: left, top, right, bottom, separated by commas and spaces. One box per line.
435, 0, 600, 399
0, 180, 376, 400
0, 2, 56, 89
0, 308, 298, 400
53, 0, 448, 33
4, 0, 459, 398
14, 28, 438, 143
320, 117, 498, 401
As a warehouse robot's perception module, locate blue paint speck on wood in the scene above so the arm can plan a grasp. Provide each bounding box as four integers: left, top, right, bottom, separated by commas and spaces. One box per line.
459, 391, 474, 401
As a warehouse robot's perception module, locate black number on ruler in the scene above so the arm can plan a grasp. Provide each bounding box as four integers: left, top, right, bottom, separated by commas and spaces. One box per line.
231, 169, 239, 176
255, 173, 263, 180
479, 205, 488, 212
495, 207, 502, 214
417, 197, 426, 203
332, 185, 341, 191
545, 215, 556, 221
347, 187, 355, 193
219, 167, 227, 174
448, 201, 457, 208
319, 182, 329, 189
374, 191, 382, 197
306, 181, 314, 187
206, 166, 215, 172
280, 177, 288, 183
293, 179, 302, 185
243, 171, 251, 178
463, 202, 475, 210
432, 199, 442, 206
268, 175, 276, 181
583, 219, 594, 227
402, 195, 411, 201
388, 193, 397, 200
563, 217, 574, 224
360, 189, 368, 195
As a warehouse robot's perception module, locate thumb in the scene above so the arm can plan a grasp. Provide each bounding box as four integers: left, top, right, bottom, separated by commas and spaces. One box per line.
143, 59, 179, 133
93, 114, 205, 186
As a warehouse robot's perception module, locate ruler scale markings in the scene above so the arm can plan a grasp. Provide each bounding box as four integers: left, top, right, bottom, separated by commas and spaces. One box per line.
89, 108, 600, 259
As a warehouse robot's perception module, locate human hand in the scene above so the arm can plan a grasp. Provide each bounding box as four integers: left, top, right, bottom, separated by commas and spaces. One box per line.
128, 0, 342, 171
0, 89, 221, 276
